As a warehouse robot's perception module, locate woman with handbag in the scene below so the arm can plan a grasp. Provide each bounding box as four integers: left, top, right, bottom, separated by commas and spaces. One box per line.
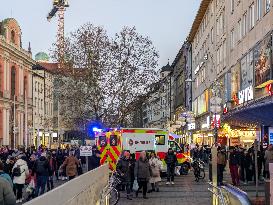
148, 152, 162, 192
134, 151, 151, 199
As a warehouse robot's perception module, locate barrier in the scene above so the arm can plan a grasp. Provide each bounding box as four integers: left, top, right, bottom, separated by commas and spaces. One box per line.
24, 164, 109, 205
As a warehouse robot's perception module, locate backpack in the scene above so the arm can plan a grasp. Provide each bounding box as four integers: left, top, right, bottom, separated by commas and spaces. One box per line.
36, 160, 47, 175
12, 165, 22, 177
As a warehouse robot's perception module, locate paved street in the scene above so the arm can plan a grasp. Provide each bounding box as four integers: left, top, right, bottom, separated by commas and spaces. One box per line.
118, 171, 211, 205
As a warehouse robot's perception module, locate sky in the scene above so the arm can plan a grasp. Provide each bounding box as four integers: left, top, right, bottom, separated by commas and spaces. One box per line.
0, 0, 200, 68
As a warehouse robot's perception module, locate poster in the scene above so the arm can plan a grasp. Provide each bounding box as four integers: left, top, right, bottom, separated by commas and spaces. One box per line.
231, 63, 241, 105
254, 35, 272, 87
241, 51, 254, 90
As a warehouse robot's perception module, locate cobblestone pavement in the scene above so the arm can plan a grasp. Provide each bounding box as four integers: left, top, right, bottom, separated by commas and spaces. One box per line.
117, 171, 212, 205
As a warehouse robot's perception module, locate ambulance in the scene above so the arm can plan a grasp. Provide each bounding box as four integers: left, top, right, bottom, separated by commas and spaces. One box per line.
95, 128, 191, 173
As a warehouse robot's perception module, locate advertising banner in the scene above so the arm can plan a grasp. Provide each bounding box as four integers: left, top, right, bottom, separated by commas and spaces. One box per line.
231, 63, 241, 106
254, 34, 272, 87
241, 50, 254, 90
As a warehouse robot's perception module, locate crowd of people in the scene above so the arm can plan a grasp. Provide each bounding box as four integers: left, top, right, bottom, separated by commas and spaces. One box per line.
0, 144, 101, 205
116, 148, 177, 200
217, 144, 273, 186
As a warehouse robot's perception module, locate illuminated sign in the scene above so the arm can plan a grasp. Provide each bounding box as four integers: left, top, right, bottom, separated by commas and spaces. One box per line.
188, 123, 196, 130
211, 115, 220, 128
238, 86, 253, 104
201, 116, 210, 129
265, 84, 273, 96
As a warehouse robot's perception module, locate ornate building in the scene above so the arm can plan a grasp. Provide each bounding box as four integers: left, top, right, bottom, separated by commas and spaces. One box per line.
0, 18, 35, 147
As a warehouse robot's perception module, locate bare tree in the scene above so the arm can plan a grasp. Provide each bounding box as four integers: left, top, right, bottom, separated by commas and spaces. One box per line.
52, 24, 159, 129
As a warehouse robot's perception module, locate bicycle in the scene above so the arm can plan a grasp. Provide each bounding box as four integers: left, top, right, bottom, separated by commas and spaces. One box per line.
192, 158, 205, 182
100, 172, 122, 205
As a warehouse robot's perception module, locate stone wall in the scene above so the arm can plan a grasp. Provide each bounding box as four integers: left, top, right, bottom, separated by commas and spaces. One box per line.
24, 165, 109, 205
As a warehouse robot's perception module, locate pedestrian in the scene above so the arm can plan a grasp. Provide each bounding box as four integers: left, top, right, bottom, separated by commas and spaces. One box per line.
264, 144, 273, 179
61, 150, 80, 180
229, 148, 240, 186
165, 148, 177, 185
4, 156, 15, 176
129, 154, 136, 192
244, 150, 253, 183
134, 151, 150, 199
12, 154, 29, 203
32, 152, 51, 197
47, 152, 57, 191
116, 151, 132, 200
0, 177, 16, 205
26, 154, 36, 201
217, 147, 227, 185
0, 161, 13, 188
87, 150, 101, 171
148, 152, 162, 192
56, 148, 63, 180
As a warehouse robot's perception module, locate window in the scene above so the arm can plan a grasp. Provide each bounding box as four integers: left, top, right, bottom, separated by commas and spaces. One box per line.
256, 0, 262, 20
155, 135, 165, 145
99, 136, 107, 147
11, 30, 15, 44
11, 67, 16, 97
231, 0, 235, 13
249, 3, 255, 29
242, 12, 247, 36
231, 29, 235, 49
265, 0, 270, 13
110, 135, 118, 146
238, 19, 242, 40
211, 27, 214, 43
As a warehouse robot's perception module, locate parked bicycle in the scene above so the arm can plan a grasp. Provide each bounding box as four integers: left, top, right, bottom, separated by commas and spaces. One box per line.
192, 158, 205, 182
100, 172, 122, 205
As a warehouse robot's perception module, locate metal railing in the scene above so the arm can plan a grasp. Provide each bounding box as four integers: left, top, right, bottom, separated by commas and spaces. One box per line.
208, 182, 227, 205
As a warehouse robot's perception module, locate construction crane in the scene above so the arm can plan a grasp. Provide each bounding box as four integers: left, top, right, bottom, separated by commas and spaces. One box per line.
47, 0, 69, 62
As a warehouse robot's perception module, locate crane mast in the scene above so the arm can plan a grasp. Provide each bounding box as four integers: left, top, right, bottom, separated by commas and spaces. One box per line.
47, 0, 69, 64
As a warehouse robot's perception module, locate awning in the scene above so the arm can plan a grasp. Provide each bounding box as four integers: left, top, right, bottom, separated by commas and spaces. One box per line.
222, 96, 273, 127
169, 133, 183, 139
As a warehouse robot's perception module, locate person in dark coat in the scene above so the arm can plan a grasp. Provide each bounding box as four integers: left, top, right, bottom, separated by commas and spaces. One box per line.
243, 150, 253, 183
87, 150, 101, 171
116, 151, 132, 200
165, 148, 177, 184
129, 154, 136, 192
56, 148, 63, 180
134, 151, 151, 199
229, 148, 240, 186
0, 177, 16, 205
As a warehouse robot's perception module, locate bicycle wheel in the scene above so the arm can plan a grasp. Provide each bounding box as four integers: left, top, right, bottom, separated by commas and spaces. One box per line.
198, 168, 205, 179
109, 188, 120, 205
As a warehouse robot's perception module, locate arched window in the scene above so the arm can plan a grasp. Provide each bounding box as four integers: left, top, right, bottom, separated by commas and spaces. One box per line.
11, 30, 16, 44
11, 67, 16, 97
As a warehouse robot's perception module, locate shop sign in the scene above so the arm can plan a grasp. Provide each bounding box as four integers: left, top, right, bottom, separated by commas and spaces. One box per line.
201, 116, 210, 129
211, 115, 220, 129
269, 127, 273, 145
188, 123, 196, 130
238, 86, 253, 104
217, 136, 227, 146
265, 84, 273, 96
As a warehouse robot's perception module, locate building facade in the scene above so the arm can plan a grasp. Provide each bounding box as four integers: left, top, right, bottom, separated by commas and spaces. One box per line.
0, 18, 34, 147
188, 0, 273, 146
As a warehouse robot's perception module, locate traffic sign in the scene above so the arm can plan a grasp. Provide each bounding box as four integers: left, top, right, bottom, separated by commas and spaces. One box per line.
80, 146, 93, 156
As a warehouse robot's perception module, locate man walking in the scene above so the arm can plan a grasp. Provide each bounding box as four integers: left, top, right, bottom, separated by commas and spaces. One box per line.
165, 148, 177, 185
229, 148, 240, 186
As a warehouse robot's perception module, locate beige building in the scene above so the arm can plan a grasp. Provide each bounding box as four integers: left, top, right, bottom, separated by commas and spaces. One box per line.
188, 0, 273, 145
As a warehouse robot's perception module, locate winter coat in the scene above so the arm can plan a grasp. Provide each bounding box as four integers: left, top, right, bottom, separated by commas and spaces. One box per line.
0, 177, 16, 205
62, 156, 79, 177
229, 151, 239, 166
32, 156, 51, 177
0, 172, 13, 188
134, 158, 151, 181
116, 157, 131, 183
264, 149, 273, 171
12, 159, 29, 185
87, 155, 100, 171
149, 157, 162, 183
217, 151, 227, 165
165, 153, 177, 167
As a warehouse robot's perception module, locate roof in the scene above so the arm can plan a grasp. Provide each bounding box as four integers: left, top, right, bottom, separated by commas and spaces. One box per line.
160, 62, 172, 72
38, 62, 59, 73
187, 0, 211, 42
35, 52, 50, 62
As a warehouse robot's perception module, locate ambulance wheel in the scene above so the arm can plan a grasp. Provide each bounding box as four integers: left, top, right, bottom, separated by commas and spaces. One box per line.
180, 163, 190, 175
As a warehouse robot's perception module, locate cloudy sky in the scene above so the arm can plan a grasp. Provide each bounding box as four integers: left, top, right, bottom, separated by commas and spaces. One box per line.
0, 0, 200, 68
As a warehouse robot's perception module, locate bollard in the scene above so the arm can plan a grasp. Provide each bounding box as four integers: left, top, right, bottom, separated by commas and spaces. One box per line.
265, 179, 270, 205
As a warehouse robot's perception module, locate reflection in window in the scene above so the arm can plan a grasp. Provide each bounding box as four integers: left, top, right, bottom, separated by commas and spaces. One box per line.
155, 135, 165, 145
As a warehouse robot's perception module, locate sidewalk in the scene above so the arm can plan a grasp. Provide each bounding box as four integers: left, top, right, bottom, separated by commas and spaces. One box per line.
118, 172, 211, 205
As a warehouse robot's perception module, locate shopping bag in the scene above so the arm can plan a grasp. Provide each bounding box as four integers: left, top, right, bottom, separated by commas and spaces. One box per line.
175, 166, 181, 176
26, 178, 35, 194
132, 179, 139, 191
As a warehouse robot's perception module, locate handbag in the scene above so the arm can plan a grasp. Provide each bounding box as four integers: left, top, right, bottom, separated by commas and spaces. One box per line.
151, 166, 160, 177
26, 178, 35, 194
132, 179, 139, 191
